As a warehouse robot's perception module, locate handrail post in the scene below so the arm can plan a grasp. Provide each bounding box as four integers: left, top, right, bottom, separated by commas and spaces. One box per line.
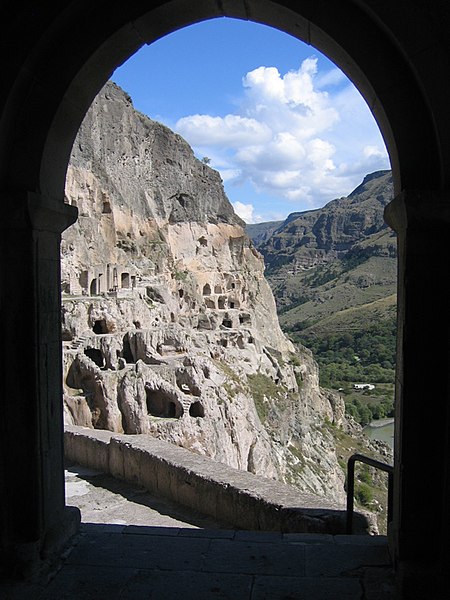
346, 453, 394, 535
346, 455, 356, 534
387, 471, 394, 526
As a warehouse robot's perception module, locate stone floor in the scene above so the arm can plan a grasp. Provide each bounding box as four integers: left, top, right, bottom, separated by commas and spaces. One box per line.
1, 465, 396, 599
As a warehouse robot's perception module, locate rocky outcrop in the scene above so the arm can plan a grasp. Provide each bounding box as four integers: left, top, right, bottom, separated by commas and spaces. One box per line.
62, 81, 350, 504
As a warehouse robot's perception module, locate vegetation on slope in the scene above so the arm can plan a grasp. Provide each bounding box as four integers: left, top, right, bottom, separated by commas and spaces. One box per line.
248, 171, 397, 426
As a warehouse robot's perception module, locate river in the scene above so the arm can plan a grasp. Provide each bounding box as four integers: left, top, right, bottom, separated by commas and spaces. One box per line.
363, 418, 394, 449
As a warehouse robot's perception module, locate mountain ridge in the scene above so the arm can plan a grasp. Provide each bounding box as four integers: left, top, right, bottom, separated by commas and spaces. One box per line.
248, 169, 397, 434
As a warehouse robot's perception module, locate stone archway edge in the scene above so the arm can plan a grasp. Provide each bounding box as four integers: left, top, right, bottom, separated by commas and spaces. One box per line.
64, 425, 376, 535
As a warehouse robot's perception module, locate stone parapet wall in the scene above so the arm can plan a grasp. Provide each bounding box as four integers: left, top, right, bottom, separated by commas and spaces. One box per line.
64, 425, 375, 535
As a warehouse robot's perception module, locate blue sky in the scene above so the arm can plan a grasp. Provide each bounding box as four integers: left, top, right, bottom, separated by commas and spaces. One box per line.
112, 18, 390, 223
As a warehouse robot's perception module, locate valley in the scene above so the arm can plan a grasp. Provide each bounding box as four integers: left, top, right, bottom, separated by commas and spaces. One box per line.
247, 170, 397, 428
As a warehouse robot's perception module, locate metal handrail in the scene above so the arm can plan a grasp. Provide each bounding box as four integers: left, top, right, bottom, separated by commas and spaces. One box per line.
346, 453, 394, 534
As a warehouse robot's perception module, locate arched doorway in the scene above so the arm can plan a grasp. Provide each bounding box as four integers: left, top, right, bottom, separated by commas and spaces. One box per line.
89, 278, 97, 296
2, 2, 450, 589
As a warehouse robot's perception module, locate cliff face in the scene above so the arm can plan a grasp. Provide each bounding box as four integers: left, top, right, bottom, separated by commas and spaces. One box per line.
62, 81, 347, 503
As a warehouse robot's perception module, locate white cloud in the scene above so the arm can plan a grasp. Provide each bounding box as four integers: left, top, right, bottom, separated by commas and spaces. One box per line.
232, 201, 263, 224
315, 67, 346, 89
220, 168, 241, 182
176, 114, 271, 146
175, 57, 389, 213
363, 145, 386, 159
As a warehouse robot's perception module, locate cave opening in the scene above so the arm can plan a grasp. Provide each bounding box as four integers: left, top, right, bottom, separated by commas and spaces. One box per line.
122, 333, 134, 363
121, 272, 130, 288
239, 313, 251, 325
90, 278, 97, 295
189, 401, 205, 418
84, 347, 104, 368
146, 387, 182, 418
93, 319, 108, 334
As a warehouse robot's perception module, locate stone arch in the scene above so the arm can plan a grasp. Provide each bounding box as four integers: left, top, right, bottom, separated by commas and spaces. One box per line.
4, 2, 450, 583
4, 4, 444, 205
89, 278, 97, 296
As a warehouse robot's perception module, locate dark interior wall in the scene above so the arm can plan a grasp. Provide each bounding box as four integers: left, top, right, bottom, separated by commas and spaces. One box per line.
2, 0, 450, 589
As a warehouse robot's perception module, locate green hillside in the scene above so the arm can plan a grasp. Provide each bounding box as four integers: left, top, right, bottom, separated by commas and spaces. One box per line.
248, 171, 397, 425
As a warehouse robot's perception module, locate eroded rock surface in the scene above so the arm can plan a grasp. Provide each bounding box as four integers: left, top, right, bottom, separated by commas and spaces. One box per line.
62, 82, 348, 503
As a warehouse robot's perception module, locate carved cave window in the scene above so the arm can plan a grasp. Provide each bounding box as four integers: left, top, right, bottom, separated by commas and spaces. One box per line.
121, 272, 130, 288
93, 319, 108, 334
84, 347, 104, 368
189, 401, 205, 418
146, 388, 182, 419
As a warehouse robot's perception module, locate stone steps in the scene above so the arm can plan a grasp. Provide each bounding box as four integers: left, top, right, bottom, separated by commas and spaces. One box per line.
0, 466, 394, 599
70, 334, 89, 350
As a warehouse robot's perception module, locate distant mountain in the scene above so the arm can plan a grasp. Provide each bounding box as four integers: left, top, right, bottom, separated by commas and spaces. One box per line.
246, 220, 283, 246
249, 171, 397, 394
252, 170, 393, 276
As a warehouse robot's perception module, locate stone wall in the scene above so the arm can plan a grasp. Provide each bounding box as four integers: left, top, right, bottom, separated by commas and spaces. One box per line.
64, 425, 376, 535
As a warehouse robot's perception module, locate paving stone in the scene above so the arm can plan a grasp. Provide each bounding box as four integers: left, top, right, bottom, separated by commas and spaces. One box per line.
251, 575, 363, 600
120, 569, 253, 599
37, 565, 138, 600
362, 566, 396, 599
234, 530, 283, 542
335, 534, 389, 545
177, 527, 235, 539
305, 542, 391, 577
122, 525, 182, 536
80, 522, 127, 534
283, 532, 334, 544
66, 468, 230, 529
66, 532, 211, 571
203, 538, 306, 576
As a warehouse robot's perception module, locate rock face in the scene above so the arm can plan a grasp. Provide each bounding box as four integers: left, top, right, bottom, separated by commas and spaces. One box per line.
62, 81, 348, 503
